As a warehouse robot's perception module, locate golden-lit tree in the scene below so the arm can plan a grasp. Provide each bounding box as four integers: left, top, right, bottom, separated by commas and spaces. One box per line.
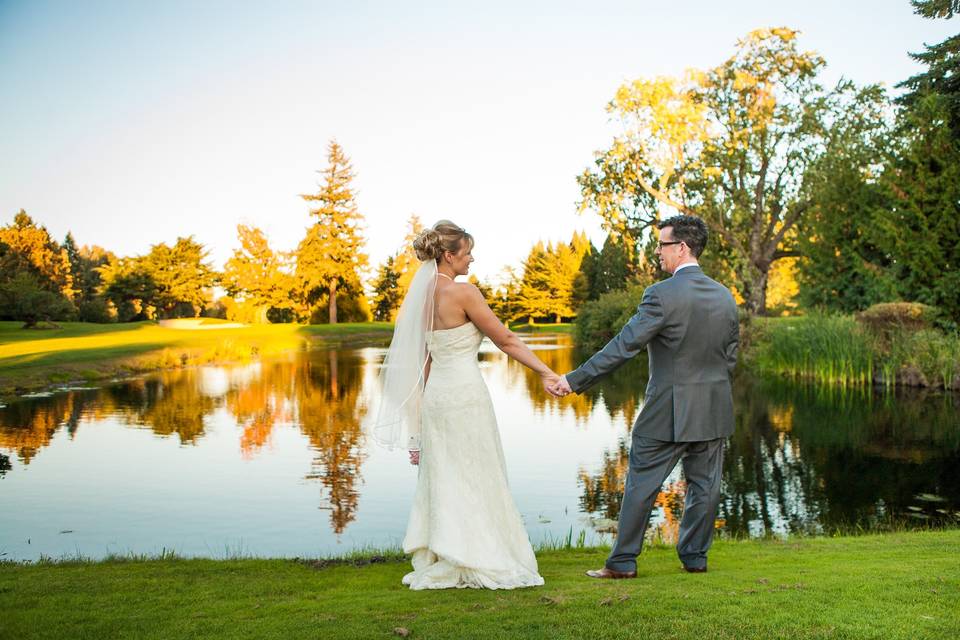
148, 237, 218, 318
222, 225, 295, 323
579, 28, 885, 315
0, 210, 74, 298
394, 214, 425, 302
297, 141, 369, 324
514, 234, 592, 323
0, 210, 76, 325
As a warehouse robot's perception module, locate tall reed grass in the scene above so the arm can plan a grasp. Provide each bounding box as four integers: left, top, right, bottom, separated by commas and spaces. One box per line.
753, 314, 960, 389
753, 315, 875, 387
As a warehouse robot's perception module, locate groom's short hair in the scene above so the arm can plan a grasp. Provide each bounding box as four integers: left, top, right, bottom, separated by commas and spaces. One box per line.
659, 215, 708, 257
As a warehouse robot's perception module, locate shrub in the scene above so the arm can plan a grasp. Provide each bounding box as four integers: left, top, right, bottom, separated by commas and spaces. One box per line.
855, 302, 939, 337
574, 285, 645, 351
77, 298, 115, 323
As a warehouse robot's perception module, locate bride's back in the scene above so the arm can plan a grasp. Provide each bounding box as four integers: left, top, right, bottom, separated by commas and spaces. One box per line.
433, 280, 469, 330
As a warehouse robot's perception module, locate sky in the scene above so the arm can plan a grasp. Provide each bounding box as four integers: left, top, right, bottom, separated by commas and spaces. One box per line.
1, 0, 956, 284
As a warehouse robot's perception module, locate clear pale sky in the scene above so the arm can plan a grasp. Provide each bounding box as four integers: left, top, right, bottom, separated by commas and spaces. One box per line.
1, 1, 955, 283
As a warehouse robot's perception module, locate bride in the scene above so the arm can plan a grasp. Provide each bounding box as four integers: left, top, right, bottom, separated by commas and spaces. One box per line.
371, 220, 558, 590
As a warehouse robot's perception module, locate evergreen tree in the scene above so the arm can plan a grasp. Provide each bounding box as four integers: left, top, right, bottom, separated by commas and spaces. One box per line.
515, 241, 554, 322
0, 272, 74, 328
0, 210, 75, 322
796, 94, 900, 312
897, 1, 960, 140
297, 141, 368, 324
394, 214, 425, 299
877, 94, 960, 320
371, 255, 402, 321
589, 234, 634, 299
222, 225, 294, 323
142, 236, 218, 318
62, 232, 113, 321
467, 274, 496, 308
98, 256, 158, 321
489, 267, 521, 321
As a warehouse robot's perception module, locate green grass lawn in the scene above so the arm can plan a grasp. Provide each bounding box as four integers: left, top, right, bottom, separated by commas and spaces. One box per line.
1, 530, 957, 639
508, 322, 576, 334
0, 320, 395, 398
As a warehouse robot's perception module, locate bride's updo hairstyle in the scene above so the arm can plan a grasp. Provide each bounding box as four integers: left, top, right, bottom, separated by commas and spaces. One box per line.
412, 220, 474, 263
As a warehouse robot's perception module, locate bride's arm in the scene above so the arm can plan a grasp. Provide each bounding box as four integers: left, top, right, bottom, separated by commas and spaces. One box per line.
459, 285, 557, 381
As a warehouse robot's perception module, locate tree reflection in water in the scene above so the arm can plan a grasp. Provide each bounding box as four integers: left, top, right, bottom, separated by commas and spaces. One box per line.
1, 335, 959, 543
0, 349, 368, 535
578, 373, 960, 539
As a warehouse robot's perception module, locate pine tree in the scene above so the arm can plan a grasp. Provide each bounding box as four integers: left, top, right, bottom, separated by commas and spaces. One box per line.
394, 214, 425, 300
0, 210, 76, 323
877, 94, 960, 320
144, 237, 218, 318
897, 1, 960, 140
222, 225, 295, 323
371, 255, 402, 321
515, 242, 554, 323
297, 141, 368, 324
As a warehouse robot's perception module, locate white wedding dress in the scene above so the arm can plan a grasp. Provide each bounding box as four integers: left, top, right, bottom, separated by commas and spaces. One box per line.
401, 321, 544, 590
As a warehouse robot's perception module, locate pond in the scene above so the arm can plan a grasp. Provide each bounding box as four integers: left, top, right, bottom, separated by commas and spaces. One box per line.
1, 334, 958, 561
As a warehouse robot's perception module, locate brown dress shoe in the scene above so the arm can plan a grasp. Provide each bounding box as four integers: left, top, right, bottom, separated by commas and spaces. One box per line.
585, 567, 637, 579
681, 565, 707, 573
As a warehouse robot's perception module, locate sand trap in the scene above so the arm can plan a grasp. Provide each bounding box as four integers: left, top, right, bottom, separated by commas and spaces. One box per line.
158, 319, 246, 330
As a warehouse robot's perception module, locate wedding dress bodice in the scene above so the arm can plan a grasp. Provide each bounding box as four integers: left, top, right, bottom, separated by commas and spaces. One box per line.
425, 322, 483, 371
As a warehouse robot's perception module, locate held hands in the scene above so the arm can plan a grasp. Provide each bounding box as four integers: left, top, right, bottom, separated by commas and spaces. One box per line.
409, 450, 420, 466
542, 371, 573, 398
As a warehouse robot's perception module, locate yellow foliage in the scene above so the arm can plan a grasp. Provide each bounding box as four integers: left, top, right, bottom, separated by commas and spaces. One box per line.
766, 257, 800, 315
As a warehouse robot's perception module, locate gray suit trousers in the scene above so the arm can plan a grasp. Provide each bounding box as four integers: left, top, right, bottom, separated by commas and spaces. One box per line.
606, 436, 724, 572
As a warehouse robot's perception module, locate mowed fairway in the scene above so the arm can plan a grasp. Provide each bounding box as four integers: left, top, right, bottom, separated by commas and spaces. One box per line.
0, 320, 393, 397
0, 531, 957, 639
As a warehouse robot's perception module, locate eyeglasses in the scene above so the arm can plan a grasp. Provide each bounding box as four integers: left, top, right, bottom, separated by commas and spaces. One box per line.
656, 240, 683, 249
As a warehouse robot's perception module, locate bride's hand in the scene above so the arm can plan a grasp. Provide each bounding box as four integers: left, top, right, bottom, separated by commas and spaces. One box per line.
409, 450, 420, 466
540, 371, 561, 397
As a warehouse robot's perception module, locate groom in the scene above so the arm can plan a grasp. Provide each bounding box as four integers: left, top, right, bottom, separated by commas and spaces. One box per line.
551, 214, 738, 577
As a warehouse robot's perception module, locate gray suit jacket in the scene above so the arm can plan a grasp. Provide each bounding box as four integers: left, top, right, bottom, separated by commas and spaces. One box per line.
567, 265, 739, 442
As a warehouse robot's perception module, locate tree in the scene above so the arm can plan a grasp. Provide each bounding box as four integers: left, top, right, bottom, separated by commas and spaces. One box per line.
875, 93, 960, 320
63, 232, 114, 322
222, 225, 295, 323
297, 141, 368, 324
395, 214, 425, 300
0, 210, 75, 322
578, 28, 884, 314
795, 92, 900, 312
515, 242, 554, 322
370, 255, 402, 321
0, 272, 74, 328
897, 1, 960, 140
467, 274, 497, 308
143, 237, 218, 318
0, 210, 74, 299
98, 256, 158, 321
489, 267, 522, 321
513, 235, 591, 323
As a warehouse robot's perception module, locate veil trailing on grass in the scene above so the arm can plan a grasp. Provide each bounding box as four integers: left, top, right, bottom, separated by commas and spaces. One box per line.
368, 259, 437, 451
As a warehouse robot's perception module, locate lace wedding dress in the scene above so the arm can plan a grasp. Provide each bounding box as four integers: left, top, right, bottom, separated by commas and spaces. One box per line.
401, 321, 544, 590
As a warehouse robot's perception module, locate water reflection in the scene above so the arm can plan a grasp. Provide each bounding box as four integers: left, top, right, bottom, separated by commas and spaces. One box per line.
578, 376, 960, 540
0, 333, 958, 560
